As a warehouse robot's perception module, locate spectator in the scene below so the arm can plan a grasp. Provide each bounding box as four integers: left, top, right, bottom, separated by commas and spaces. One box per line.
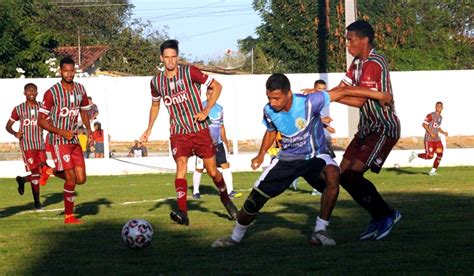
92, 122, 104, 158
128, 140, 148, 157
77, 126, 88, 158
87, 97, 99, 123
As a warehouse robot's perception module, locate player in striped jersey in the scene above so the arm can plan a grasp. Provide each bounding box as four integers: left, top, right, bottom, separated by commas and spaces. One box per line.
330, 20, 401, 240
409, 102, 447, 176
38, 56, 93, 224
6, 83, 53, 209
140, 40, 237, 226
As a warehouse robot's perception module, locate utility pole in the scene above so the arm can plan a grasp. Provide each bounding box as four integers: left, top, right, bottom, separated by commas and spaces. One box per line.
251, 47, 254, 74
345, 0, 358, 137
77, 28, 81, 67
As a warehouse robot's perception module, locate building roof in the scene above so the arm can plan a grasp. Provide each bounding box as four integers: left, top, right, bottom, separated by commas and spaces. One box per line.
54, 45, 109, 72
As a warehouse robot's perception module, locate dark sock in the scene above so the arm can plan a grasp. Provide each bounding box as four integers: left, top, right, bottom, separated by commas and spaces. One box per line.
340, 169, 392, 219
175, 178, 188, 214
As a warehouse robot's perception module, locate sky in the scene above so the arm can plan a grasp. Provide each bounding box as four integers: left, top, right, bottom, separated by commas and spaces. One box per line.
129, 0, 262, 61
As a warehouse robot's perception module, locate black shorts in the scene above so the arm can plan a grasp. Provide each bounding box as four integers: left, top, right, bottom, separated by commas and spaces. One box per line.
195, 142, 228, 169
254, 155, 335, 198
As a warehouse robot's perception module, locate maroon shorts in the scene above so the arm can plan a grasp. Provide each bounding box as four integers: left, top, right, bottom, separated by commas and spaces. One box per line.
21, 150, 47, 172
170, 129, 215, 160
424, 140, 443, 156
50, 144, 85, 171
343, 132, 399, 173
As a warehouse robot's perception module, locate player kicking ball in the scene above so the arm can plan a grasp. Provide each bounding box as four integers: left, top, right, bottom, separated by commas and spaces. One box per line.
6, 83, 53, 209
212, 73, 346, 247
141, 39, 237, 226
408, 101, 447, 176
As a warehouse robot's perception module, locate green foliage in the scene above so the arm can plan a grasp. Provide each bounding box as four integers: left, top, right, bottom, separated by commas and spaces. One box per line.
0, 0, 168, 78
243, 0, 473, 73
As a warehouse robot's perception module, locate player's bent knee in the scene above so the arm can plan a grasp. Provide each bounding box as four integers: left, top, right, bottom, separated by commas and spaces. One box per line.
242, 190, 269, 215
339, 169, 361, 191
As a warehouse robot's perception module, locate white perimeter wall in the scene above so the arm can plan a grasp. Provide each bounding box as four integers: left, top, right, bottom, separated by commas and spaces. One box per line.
0, 70, 473, 176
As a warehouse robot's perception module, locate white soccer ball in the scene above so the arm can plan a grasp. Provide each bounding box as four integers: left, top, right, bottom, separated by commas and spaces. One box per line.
121, 219, 154, 249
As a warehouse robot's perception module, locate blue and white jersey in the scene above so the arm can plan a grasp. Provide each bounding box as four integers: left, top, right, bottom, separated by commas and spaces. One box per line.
263, 92, 330, 161
203, 101, 223, 145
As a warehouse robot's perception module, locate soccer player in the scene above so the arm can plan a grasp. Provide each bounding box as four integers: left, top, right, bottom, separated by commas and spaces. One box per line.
409, 102, 447, 176
212, 73, 344, 247
192, 88, 241, 199
140, 39, 237, 226
330, 20, 401, 240
38, 56, 93, 224
5, 83, 53, 209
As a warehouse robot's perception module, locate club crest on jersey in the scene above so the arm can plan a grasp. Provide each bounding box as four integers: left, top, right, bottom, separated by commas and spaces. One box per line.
172, 148, 177, 156
176, 191, 186, 199
63, 154, 71, 163
163, 92, 188, 106
27, 158, 34, 164
295, 118, 306, 130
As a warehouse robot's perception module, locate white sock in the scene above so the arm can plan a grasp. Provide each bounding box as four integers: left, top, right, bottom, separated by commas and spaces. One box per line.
315, 216, 329, 232
192, 171, 202, 194
430, 168, 436, 173
222, 168, 234, 193
230, 221, 248, 242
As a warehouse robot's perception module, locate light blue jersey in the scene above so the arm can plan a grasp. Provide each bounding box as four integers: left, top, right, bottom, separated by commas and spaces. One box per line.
263, 92, 330, 161
203, 101, 223, 145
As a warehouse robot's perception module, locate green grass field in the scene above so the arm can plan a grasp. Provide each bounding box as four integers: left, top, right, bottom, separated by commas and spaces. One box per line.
0, 167, 473, 274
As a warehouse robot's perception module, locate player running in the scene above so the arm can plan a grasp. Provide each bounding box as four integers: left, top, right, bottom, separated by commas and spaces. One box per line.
6, 83, 53, 209
140, 39, 237, 226
331, 20, 401, 240
192, 88, 241, 199
38, 56, 93, 224
212, 73, 345, 247
409, 101, 447, 176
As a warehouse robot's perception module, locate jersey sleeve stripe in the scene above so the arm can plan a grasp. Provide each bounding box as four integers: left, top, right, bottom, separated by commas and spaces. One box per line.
80, 104, 92, 110
9, 118, 16, 122
152, 96, 160, 101
204, 76, 214, 87
39, 108, 50, 115
342, 76, 352, 85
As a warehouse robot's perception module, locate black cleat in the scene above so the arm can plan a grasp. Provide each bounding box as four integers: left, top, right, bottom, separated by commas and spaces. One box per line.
34, 201, 42, 210
170, 211, 189, 226
223, 200, 238, 220
16, 176, 25, 195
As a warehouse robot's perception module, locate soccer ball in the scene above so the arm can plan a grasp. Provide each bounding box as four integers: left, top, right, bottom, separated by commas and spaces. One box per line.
121, 219, 154, 249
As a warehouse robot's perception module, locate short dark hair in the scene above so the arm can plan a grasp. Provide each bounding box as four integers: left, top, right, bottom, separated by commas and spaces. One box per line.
266, 73, 291, 94
94, 122, 102, 130
314, 79, 326, 86
160, 39, 179, 55
60, 56, 75, 68
347, 20, 375, 46
24, 83, 37, 91
436, 101, 443, 105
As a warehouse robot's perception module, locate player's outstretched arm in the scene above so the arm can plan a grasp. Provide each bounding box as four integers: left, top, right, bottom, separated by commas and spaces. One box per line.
438, 127, 448, 137
194, 80, 222, 122
141, 100, 160, 142
251, 130, 277, 170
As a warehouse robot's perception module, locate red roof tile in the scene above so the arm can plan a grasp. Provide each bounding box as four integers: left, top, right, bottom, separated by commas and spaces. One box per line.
55, 45, 109, 72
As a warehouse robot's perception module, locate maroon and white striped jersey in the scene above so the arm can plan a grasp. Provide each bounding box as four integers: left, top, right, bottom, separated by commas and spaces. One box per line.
9, 102, 45, 151
423, 112, 443, 142
150, 65, 213, 135
39, 82, 90, 145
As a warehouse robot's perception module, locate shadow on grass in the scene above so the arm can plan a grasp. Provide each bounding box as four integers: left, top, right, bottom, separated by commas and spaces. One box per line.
16, 192, 474, 274
76, 198, 113, 219
0, 192, 63, 218
386, 167, 428, 175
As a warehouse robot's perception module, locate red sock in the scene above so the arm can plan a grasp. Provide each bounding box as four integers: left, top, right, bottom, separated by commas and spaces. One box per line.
213, 175, 230, 203
433, 152, 443, 169
25, 175, 32, 182
63, 182, 75, 216
175, 178, 187, 214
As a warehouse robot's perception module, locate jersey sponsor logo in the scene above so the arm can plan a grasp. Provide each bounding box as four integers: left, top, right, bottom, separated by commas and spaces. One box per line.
22, 118, 38, 126
59, 107, 80, 117
27, 158, 34, 164
63, 154, 71, 163
295, 118, 306, 130
163, 93, 189, 106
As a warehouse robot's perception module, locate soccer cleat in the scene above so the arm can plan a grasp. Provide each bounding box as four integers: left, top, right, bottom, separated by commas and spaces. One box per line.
34, 201, 43, 210
223, 200, 238, 220
311, 189, 322, 196
408, 151, 417, 163
192, 193, 201, 199
360, 220, 381, 240
211, 236, 239, 248
228, 191, 242, 198
374, 210, 401, 241
310, 230, 336, 246
291, 179, 298, 191
429, 171, 437, 176
16, 176, 26, 195
64, 215, 82, 224
170, 211, 189, 226
39, 167, 53, 186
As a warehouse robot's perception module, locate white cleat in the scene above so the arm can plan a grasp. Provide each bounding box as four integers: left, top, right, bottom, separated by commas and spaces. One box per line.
310, 230, 336, 246
211, 236, 239, 248
408, 151, 417, 163
429, 171, 437, 176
